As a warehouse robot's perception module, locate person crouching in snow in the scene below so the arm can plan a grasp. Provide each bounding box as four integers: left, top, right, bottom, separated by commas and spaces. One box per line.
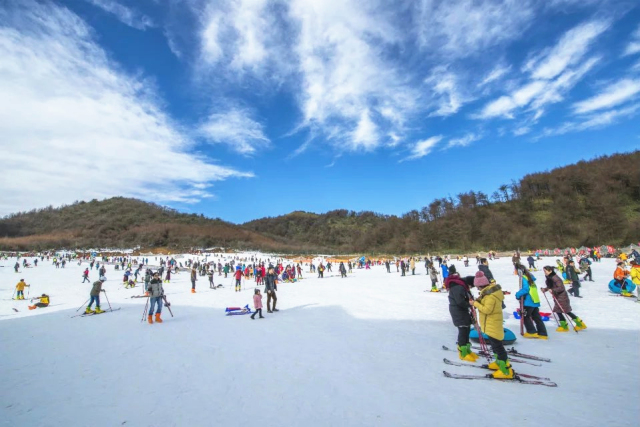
147, 273, 164, 324
542, 266, 586, 332
29, 294, 50, 310
251, 289, 264, 319
86, 276, 106, 314
15, 279, 29, 299
446, 265, 478, 362
471, 278, 514, 379
514, 265, 548, 339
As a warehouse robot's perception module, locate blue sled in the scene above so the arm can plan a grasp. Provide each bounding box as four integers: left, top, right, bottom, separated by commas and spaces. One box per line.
608, 279, 636, 294
226, 304, 252, 315
470, 327, 517, 345
513, 311, 549, 322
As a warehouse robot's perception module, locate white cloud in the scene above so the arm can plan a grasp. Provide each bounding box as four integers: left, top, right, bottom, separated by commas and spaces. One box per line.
84, 0, 154, 30
513, 126, 531, 136
416, 0, 535, 57
623, 24, 640, 57
404, 136, 443, 161
572, 78, 640, 114
479, 64, 511, 87
425, 66, 467, 116
0, 0, 250, 215
542, 103, 640, 136
199, 107, 271, 155
446, 133, 480, 148
477, 20, 607, 119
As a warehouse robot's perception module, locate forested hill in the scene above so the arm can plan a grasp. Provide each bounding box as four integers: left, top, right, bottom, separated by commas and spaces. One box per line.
1, 152, 638, 253
244, 151, 640, 253
0, 198, 292, 251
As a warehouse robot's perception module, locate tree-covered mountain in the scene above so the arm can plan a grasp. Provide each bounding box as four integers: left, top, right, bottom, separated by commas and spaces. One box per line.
1, 152, 638, 253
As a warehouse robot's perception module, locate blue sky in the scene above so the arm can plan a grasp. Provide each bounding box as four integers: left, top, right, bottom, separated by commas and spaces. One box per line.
1, 0, 639, 223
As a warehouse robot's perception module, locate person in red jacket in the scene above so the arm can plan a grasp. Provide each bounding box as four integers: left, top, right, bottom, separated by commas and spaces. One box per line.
234, 267, 243, 292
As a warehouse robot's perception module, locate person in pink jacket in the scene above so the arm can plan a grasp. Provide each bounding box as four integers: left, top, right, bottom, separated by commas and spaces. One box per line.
251, 288, 264, 320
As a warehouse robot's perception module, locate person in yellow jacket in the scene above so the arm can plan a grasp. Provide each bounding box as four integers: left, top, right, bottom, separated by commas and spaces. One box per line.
28, 294, 50, 310
471, 281, 513, 379
15, 279, 29, 300
630, 260, 640, 302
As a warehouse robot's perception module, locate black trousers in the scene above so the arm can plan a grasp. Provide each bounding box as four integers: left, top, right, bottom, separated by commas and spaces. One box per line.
523, 306, 547, 336
457, 326, 470, 346
488, 337, 508, 362
557, 312, 577, 322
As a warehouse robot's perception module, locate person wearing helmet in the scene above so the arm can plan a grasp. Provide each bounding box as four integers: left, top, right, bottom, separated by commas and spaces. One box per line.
86, 276, 107, 314
29, 294, 50, 310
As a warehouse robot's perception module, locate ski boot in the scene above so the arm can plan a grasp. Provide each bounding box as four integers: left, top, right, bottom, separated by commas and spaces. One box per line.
94, 307, 104, 314
430, 286, 440, 293
85, 307, 95, 314
191, 289, 196, 293
458, 343, 478, 362
537, 334, 548, 340
28, 305, 36, 310
523, 332, 539, 339
556, 320, 569, 332
148, 314, 153, 324
574, 318, 586, 330
155, 313, 163, 323
492, 359, 514, 379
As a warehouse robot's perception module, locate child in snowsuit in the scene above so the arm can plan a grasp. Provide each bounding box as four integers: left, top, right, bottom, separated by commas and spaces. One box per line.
565, 260, 581, 297
446, 266, 478, 362
86, 276, 106, 314
515, 267, 548, 339
29, 294, 50, 310
542, 266, 586, 332
234, 268, 243, 292
472, 279, 513, 379
251, 289, 264, 319
15, 279, 29, 300
429, 267, 439, 292
614, 262, 631, 295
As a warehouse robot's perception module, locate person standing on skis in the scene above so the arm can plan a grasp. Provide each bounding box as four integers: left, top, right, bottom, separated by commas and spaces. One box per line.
446, 265, 478, 362
146, 272, 164, 324
515, 265, 548, 339
85, 276, 106, 314
542, 266, 586, 332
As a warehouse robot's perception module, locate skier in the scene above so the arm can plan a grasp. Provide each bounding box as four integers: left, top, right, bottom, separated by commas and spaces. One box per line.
445, 265, 478, 362
515, 266, 548, 339
580, 257, 593, 281
630, 260, 640, 302
85, 276, 107, 314
146, 272, 164, 324
14, 262, 19, 273
264, 266, 278, 313
190, 267, 197, 293
472, 277, 513, 379
527, 255, 536, 270
410, 258, 416, 275
318, 263, 324, 278
234, 267, 243, 292
478, 258, 495, 283
429, 267, 440, 292
250, 288, 264, 320
15, 279, 29, 300
339, 262, 347, 278
542, 266, 586, 332
164, 268, 171, 283
28, 294, 50, 310
565, 260, 581, 298
385, 260, 390, 273
208, 270, 215, 289
441, 261, 449, 281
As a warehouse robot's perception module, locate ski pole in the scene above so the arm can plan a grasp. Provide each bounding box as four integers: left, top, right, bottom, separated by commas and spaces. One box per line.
542, 291, 560, 326
141, 297, 149, 322
517, 269, 524, 336
11, 288, 16, 300
469, 305, 492, 363
102, 290, 113, 311
27, 284, 30, 299
550, 292, 579, 333
76, 298, 89, 312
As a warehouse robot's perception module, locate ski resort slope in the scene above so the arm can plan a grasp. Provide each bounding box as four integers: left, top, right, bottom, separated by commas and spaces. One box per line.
0, 255, 638, 427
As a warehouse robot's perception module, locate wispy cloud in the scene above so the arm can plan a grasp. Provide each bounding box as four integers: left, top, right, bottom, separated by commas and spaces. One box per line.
623, 24, 640, 57
572, 78, 640, 114
84, 0, 154, 30
425, 66, 468, 117
0, 0, 250, 215
479, 64, 512, 87
403, 136, 443, 161
446, 133, 480, 149
477, 19, 608, 119
199, 107, 271, 155
542, 103, 640, 136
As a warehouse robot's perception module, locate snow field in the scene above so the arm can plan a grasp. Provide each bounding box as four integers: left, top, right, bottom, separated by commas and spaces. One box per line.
0, 255, 638, 427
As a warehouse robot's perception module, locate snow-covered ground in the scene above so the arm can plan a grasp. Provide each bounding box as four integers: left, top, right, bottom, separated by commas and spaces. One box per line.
0, 254, 638, 427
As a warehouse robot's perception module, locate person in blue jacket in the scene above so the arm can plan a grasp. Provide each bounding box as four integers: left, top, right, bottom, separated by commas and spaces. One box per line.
441, 261, 449, 280
515, 265, 548, 339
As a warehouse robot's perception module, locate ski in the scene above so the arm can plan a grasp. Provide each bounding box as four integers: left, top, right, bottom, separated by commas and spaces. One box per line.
443, 371, 557, 387
72, 308, 121, 318
442, 345, 542, 367
469, 344, 551, 363
130, 295, 149, 298
442, 358, 551, 381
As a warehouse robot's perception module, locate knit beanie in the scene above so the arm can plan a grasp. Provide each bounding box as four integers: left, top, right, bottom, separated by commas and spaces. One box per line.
474, 270, 490, 288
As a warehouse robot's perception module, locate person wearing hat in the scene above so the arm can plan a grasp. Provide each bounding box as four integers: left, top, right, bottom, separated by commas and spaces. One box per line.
28, 294, 50, 310
613, 262, 631, 296
629, 260, 640, 302
478, 258, 495, 284
514, 265, 548, 339
15, 279, 29, 300
446, 265, 479, 362
264, 266, 279, 313
471, 277, 513, 379
146, 272, 164, 324
86, 276, 107, 314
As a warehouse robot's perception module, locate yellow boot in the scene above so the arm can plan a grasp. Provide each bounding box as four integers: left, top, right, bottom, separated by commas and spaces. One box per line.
523, 332, 539, 339
492, 360, 514, 379
458, 344, 478, 362
556, 321, 569, 332
574, 318, 587, 330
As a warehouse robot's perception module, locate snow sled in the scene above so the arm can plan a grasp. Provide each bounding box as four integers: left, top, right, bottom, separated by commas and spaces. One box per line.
513, 311, 550, 322
225, 304, 252, 316
608, 279, 636, 294
470, 327, 517, 345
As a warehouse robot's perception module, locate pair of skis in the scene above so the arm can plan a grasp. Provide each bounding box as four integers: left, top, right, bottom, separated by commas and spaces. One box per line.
442, 345, 556, 387
71, 308, 121, 318
442, 345, 544, 366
